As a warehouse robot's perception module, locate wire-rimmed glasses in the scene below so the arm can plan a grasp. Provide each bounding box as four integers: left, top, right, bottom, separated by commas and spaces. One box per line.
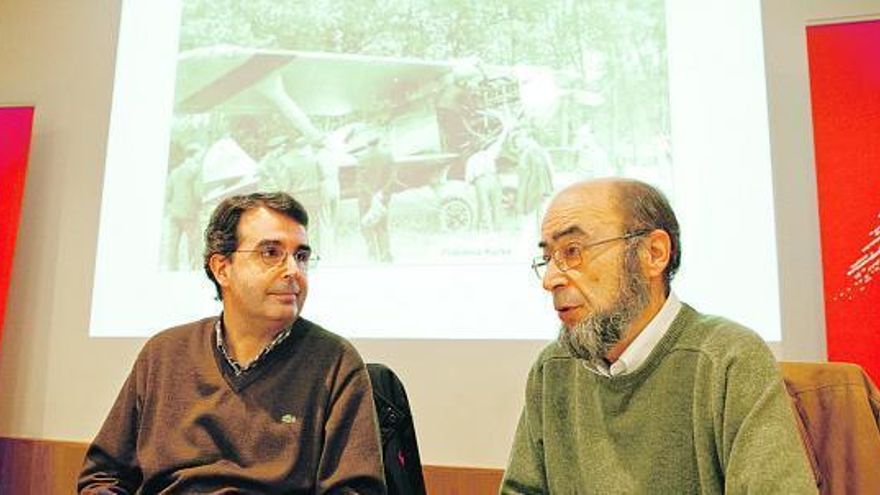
234, 243, 319, 271
531, 229, 651, 279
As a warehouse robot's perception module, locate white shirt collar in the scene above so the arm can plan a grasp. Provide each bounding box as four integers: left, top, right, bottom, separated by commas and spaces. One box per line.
587, 292, 682, 377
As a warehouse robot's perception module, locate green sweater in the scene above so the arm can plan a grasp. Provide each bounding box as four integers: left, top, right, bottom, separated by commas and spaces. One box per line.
501, 304, 817, 494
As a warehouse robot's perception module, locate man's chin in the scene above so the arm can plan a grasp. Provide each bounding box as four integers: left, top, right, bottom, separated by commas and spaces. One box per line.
558, 319, 610, 362
559, 311, 589, 333
267, 305, 299, 326
558, 323, 579, 340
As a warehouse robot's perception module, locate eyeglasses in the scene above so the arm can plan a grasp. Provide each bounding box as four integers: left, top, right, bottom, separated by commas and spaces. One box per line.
234, 244, 320, 271
531, 229, 651, 280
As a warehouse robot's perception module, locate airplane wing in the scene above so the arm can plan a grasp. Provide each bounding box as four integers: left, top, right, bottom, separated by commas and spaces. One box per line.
174, 46, 455, 116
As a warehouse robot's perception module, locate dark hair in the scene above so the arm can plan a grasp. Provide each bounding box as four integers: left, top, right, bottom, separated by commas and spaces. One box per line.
614, 179, 681, 294
203, 192, 309, 300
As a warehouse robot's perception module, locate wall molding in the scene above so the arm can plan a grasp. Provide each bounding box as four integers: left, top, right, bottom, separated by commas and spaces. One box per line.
0, 436, 504, 494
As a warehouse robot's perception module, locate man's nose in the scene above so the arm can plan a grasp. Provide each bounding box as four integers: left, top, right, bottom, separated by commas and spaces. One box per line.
281, 253, 306, 277
542, 260, 567, 292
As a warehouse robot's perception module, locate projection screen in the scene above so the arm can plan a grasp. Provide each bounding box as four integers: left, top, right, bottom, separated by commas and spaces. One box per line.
91, 0, 780, 341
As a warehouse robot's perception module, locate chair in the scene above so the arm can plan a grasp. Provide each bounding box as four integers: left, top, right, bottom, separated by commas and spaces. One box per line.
367, 363, 427, 495
780, 361, 880, 494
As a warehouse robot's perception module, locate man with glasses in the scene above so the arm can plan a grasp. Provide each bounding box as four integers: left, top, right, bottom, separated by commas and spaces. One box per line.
501, 179, 816, 493
79, 192, 385, 494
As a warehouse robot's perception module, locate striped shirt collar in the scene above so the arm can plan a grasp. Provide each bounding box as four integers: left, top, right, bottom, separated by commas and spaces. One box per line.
214, 317, 293, 376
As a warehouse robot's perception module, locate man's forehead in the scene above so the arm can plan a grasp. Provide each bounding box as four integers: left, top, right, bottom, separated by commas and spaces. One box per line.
540, 184, 621, 244
538, 224, 589, 248
237, 207, 307, 244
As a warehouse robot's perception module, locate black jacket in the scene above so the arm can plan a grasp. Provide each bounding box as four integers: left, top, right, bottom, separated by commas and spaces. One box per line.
367, 363, 427, 495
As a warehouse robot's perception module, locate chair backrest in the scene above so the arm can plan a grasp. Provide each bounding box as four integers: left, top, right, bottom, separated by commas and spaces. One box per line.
367, 363, 427, 495
780, 361, 880, 494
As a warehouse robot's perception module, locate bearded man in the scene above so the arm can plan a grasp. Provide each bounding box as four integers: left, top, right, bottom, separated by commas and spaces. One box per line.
500, 179, 817, 494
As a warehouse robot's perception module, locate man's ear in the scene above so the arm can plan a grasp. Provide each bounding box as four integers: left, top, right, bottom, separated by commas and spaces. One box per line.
640, 229, 671, 280
209, 253, 231, 289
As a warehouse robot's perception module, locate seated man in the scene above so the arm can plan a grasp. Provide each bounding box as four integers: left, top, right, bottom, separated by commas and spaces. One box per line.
501, 179, 817, 494
79, 192, 385, 494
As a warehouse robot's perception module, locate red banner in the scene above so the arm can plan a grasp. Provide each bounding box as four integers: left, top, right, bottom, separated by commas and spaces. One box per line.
808, 21, 880, 383
0, 106, 35, 349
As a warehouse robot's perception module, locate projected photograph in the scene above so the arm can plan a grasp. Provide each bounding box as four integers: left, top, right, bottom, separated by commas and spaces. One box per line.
160, 0, 671, 270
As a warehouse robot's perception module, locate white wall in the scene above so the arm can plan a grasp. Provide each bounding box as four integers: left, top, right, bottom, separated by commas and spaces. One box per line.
0, 0, 875, 469
0, 0, 138, 442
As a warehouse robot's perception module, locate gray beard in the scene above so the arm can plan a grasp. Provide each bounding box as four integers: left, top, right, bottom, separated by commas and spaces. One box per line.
558, 245, 651, 369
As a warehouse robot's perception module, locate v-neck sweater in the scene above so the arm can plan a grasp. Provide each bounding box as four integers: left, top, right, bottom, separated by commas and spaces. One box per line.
79, 316, 385, 494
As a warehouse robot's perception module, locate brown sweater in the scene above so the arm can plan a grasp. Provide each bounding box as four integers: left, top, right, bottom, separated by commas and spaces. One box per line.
78, 316, 385, 494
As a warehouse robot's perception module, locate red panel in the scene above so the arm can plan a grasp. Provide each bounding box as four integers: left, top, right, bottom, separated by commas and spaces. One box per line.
808, 21, 880, 383
0, 106, 35, 349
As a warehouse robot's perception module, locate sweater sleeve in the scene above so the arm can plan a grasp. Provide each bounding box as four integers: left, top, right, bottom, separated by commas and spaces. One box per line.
500, 357, 547, 494
712, 332, 818, 494
77, 356, 145, 494
316, 349, 386, 495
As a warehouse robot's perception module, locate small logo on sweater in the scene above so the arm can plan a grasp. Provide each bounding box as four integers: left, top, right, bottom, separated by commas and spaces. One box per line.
280, 414, 297, 424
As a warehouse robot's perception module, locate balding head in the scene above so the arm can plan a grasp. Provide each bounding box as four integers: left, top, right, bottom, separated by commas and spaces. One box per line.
538, 178, 679, 364
545, 178, 680, 293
